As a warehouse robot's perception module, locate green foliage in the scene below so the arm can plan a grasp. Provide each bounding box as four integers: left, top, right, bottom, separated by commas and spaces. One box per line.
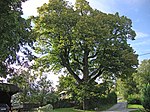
85, 92, 117, 110
107, 91, 117, 104
141, 84, 150, 110
0, 0, 34, 77
133, 59, 150, 93
132, 59, 150, 110
32, 0, 138, 109
57, 75, 76, 93
117, 77, 139, 100
54, 99, 75, 108
32, 0, 138, 82
9, 69, 36, 103
127, 94, 141, 104
9, 69, 56, 105
116, 60, 150, 111
33, 75, 55, 106
57, 75, 117, 110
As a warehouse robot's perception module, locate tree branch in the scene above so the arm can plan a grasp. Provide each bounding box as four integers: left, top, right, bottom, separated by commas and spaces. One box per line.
89, 67, 104, 83
60, 51, 82, 84
89, 67, 100, 78
73, 54, 83, 65
88, 52, 98, 59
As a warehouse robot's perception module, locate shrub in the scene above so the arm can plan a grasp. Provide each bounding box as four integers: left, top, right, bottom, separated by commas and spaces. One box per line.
141, 84, 150, 111
86, 92, 117, 110
54, 99, 75, 108
127, 94, 141, 104
107, 91, 117, 104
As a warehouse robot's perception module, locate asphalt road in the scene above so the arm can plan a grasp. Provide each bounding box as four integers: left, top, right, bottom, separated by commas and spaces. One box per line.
108, 102, 127, 111
100, 102, 138, 112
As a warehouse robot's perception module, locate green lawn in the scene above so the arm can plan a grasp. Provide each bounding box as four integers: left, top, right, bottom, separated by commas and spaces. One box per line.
128, 104, 144, 109
129, 110, 139, 112
51, 108, 95, 112
39, 104, 144, 112
127, 104, 145, 112
51, 104, 114, 112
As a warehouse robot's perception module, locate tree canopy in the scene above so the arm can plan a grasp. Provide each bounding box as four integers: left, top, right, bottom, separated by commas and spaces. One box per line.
0, 0, 34, 77
33, 0, 138, 83
32, 0, 138, 109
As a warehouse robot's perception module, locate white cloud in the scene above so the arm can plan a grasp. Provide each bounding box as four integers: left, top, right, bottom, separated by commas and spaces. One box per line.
136, 31, 149, 39
22, 0, 49, 17
22, 0, 118, 18
88, 0, 117, 13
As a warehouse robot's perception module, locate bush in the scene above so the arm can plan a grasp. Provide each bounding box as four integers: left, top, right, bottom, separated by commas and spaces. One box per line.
127, 94, 141, 104
86, 92, 117, 110
141, 84, 150, 111
54, 99, 75, 108
107, 91, 117, 104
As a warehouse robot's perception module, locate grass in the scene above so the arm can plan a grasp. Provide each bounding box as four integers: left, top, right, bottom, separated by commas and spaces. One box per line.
130, 110, 140, 112
127, 104, 145, 112
51, 108, 95, 112
126, 104, 146, 112
128, 104, 144, 109
51, 104, 114, 112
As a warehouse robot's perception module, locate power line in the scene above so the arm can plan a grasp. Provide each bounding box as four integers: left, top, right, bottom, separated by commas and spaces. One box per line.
139, 52, 150, 56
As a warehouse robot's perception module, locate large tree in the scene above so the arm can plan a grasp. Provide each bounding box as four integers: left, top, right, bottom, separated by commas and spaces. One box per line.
32, 0, 138, 109
0, 0, 34, 77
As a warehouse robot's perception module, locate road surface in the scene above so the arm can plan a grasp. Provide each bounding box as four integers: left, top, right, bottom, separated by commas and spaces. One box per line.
100, 102, 138, 112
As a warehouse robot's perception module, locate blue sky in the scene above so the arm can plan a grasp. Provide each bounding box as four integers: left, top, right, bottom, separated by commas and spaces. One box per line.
22, 0, 150, 62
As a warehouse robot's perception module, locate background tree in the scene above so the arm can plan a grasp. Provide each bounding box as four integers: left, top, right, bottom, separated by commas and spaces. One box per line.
117, 59, 150, 106
9, 68, 36, 103
0, 0, 34, 77
133, 59, 150, 92
9, 67, 55, 106
35, 75, 55, 106
132, 59, 150, 109
32, 0, 138, 109
116, 77, 140, 104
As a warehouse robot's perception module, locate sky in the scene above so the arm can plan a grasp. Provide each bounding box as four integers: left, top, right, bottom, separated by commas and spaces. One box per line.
22, 0, 150, 85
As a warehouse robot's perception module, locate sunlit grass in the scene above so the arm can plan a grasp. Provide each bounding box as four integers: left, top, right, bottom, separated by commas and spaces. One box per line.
128, 104, 144, 109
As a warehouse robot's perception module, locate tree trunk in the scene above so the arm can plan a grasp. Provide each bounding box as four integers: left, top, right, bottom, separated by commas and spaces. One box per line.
83, 98, 89, 110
